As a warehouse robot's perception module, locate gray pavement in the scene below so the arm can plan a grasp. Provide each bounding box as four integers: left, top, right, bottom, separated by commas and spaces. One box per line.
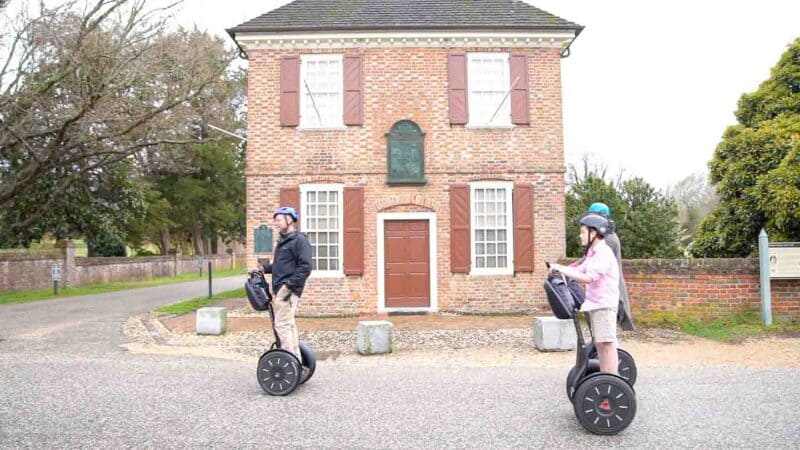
1, 277, 799, 448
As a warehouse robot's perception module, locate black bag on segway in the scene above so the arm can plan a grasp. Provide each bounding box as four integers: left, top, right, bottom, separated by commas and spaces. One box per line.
245, 271, 272, 311
543, 274, 578, 319
566, 278, 585, 309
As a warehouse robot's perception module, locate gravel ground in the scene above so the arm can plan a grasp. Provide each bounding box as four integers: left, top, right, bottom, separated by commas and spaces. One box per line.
126, 311, 688, 359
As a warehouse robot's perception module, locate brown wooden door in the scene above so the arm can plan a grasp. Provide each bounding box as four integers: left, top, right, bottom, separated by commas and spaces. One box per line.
385, 220, 430, 308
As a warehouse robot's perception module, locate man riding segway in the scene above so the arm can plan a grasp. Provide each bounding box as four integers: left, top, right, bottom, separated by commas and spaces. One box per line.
247, 205, 316, 395
260, 206, 311, 365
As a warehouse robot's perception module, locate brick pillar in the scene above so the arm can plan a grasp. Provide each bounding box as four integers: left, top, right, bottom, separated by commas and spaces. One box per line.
55, 240, 76, 288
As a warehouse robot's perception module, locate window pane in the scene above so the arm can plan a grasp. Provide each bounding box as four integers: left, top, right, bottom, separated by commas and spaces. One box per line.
487, 243, 496, 255
318, 233, 327, 244
487, 230, 496, 241
498, 243, 507, 255
498, 229, 506, 241
476, 230, 485, 241
498, 256, 507, 268
318, 259, 328, 271
330, 232, 338, 243
476, 243, 485, 256
330, 259, 339, 270
487, 256, 497, 268
330, 245, 338, 257
475, 190, 484, 201
319, 246, 328, 258
318, 218, 328, 229
476, 257, 485, 268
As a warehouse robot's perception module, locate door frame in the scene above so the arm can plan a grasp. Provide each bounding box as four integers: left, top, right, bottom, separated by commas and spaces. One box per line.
376, 212, 438, 313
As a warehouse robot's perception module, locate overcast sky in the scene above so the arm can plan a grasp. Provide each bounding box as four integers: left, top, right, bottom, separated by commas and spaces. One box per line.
170, 0, 800, 190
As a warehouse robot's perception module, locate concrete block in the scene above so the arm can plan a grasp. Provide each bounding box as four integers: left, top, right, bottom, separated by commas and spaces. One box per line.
533, 316, 576, 351
196, 307, 227, 335
356, 320, 393, 355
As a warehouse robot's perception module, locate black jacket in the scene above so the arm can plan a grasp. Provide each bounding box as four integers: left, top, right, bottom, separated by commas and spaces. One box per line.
261, 231, 312, 297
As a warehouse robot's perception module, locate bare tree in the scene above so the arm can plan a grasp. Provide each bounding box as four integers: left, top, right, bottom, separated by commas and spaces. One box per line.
0, 0, 235, 232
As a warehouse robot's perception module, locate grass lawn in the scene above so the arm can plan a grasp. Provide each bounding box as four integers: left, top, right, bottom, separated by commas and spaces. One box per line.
0, 268, 246, 306
154, 288, 246, 315
635, 310, 800, 342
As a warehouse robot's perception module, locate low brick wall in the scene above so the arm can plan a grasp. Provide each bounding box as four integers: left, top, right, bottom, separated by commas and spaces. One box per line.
74, 254, 246, 286
0, 250, 64, 292
624, 258, 799, 318
1, 244, 247, 293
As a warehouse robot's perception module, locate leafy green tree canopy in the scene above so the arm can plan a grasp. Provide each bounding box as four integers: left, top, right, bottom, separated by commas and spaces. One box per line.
693, 38, 800, 257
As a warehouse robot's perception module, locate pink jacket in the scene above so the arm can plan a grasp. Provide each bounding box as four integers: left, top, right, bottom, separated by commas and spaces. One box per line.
577, 240, 620, 311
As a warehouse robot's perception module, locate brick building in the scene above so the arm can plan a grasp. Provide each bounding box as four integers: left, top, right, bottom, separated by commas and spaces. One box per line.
228, 0, 583, 315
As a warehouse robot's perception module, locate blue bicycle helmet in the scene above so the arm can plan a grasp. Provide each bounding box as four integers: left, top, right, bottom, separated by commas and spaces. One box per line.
273, 206, 299, 223
587, 202, 611, 218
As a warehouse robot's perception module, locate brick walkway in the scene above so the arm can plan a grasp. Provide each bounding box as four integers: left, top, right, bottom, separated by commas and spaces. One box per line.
161, 298, 536, 333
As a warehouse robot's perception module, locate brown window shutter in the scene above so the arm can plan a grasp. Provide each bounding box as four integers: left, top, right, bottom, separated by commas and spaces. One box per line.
450, 184, 470, 273
510, 55, 530, 125
280, 56, 300, 127
513, 183, 534, 272
448, 52, 468, 125
343, 187, 364, 275
279, 187, 300, 229
343, 55, 364, 126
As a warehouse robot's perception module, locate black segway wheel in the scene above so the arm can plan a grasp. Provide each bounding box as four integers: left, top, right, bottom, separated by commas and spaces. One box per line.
588, 347, 638, 386
298, 341, 316, 385
566, 366, 578, 400
573, 374, 636, 435
257, 350, 301, 396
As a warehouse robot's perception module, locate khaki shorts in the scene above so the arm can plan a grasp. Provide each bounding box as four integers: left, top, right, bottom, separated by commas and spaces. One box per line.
589, 308, 618, 343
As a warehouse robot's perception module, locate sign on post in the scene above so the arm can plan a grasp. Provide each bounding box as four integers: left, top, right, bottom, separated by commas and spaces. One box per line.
758, 230, 800, 326
768, 243, 800, 279
51, 264, 61, 282
51, 263, 61, 295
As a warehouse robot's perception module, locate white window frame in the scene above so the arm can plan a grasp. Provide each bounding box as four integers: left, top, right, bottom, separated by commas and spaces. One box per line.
466, 52, 513, 128
299, 54, 345, 130
300, 183, 344, 278
469, 181, 515, 276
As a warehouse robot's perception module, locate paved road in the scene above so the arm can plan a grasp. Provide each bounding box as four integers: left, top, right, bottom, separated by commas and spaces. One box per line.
1, 280, 799, 448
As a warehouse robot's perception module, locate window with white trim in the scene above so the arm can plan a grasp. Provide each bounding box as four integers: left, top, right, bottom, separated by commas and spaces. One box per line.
300, 184, 344, 276
300, 54, 344, 129
470, 182, 514, 275
467, 53, 511, 127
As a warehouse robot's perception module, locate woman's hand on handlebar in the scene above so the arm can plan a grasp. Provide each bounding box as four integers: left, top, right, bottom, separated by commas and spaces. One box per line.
547, 262, 565, 276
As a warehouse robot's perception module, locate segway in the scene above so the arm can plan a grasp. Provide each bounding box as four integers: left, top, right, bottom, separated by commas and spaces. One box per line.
544, 266, 637, 435
245, 269, 316, 396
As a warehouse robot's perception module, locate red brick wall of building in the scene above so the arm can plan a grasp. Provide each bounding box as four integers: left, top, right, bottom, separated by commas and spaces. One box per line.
245, 45, 567, 315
